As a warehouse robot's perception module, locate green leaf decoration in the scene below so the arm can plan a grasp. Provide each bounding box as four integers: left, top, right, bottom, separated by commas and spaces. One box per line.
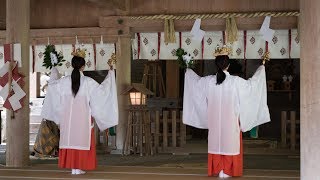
42, 44, 66, 70
175, 48, 195, 69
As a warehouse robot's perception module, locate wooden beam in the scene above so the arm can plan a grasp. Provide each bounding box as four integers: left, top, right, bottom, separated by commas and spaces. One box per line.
30, 27, 127, 37
129, 0, 298, 15
0, 27, 132, 44
100, 16, 298, 32
29, 36, 119, 45
111, 0, 130, 12
0, 14, 298, 44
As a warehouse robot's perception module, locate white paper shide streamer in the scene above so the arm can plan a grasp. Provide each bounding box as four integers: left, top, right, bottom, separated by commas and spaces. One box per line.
50, 52, 58, 65
183, 54, 192, 64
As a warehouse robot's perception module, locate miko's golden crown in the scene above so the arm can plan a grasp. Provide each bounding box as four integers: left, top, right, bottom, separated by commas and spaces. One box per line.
71, 48, 86, 58
213, 45, 232, 57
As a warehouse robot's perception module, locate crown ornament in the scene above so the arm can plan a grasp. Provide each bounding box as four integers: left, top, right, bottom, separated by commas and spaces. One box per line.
71, 48, 86, 58
213, 44, 232, 57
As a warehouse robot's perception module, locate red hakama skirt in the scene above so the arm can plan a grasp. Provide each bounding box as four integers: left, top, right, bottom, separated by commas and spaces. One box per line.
58, 128, 97, 170
208, 133, 243, 177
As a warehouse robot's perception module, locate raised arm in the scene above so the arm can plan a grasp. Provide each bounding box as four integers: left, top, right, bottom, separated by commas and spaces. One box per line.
236, 65, 271, 132
41, 67, 62, 124
88, 70, 118, 131
183, 69, 211, 129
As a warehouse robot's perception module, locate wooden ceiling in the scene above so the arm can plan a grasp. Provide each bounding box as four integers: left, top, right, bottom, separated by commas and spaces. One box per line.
0, 0, 299, 30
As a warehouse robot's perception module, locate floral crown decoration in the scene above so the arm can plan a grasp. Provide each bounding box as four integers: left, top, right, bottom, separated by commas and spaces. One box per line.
213, 44, 232, 57
71, 48, 86, 59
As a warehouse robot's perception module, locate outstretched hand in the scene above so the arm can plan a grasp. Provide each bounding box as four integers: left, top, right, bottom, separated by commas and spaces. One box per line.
107, 60, 113, 70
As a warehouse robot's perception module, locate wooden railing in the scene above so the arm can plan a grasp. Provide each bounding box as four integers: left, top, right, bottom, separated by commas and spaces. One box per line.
281, 111, 300, 150
153, 110, 186, 152
123, 110, 186, 156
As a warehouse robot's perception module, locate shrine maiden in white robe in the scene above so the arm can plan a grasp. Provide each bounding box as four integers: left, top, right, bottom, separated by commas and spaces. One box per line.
41, 68, 118, 150
183, 65, 270, 155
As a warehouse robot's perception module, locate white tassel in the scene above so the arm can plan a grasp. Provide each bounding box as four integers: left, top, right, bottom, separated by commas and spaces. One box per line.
100, 35, 104, 46
76, 36, 79, 45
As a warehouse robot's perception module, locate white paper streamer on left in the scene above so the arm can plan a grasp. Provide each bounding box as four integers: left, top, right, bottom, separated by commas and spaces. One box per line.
9, 79, 26, 111
0, 62, 11, 101
0, 61, 26, 111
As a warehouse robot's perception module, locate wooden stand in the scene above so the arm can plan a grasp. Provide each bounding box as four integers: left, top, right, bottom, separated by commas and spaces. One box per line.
123, 106, 152, 156
141, 61, 165, 97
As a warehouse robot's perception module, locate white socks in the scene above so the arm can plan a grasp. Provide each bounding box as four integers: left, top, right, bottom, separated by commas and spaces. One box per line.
71, 169, 86, 175
218, 170, 231, 178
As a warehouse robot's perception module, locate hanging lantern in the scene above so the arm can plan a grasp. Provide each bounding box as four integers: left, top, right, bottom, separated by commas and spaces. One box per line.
122, 83, 154, 106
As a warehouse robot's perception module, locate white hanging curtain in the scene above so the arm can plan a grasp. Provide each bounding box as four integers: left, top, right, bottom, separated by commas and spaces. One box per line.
0, 29, 301, 71
0, 43, 117, 72
132, 29, 300, 60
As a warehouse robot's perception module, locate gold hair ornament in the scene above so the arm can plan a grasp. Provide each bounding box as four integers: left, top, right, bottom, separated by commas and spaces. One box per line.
213, 45, 232, 57
71, 48, 86, 58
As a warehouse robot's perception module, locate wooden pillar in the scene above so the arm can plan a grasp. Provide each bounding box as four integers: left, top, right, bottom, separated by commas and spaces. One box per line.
36, 72, 41, 97
6, 0, 30, 167
300, 0, 320, 178
115, 36, 131, 152
166, 61, 180, 98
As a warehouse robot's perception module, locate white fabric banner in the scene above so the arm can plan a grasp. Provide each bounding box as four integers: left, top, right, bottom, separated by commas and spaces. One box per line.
132, 30, 300, 60
269, 30, 289, 59
80, 44, 95, 71
96, 43, 116, 70
230, 30, 245, 59
31, 43, 116, 72
55, 44, 73, 73
0, 29, 301, 72
246, 30, 266, 59
132, 33, 139, 60
291, 29, 300, 59
34, 45, 48, 72
139, 33, 158, 60
203, 31, 223, 59
181, 32, 202, 59
159, 32, 180, 60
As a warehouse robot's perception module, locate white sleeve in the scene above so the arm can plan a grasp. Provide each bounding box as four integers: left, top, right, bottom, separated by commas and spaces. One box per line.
41, 68, 62, 124
89, 70, 119, 131
183, 69, 209, 129
237, 65, 271, 132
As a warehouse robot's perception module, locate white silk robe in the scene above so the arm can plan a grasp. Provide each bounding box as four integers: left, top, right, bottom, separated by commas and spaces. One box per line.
183, 66, 270, 155
41, 68, 118, 150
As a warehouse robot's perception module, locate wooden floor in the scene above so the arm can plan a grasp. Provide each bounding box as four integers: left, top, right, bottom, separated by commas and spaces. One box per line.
0, 165, 300, 180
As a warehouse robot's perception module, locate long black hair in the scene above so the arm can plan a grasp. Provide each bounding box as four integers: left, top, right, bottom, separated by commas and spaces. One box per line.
215, 55, 230, 85
71, 56, 85, 96
228, 59, 243, 77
